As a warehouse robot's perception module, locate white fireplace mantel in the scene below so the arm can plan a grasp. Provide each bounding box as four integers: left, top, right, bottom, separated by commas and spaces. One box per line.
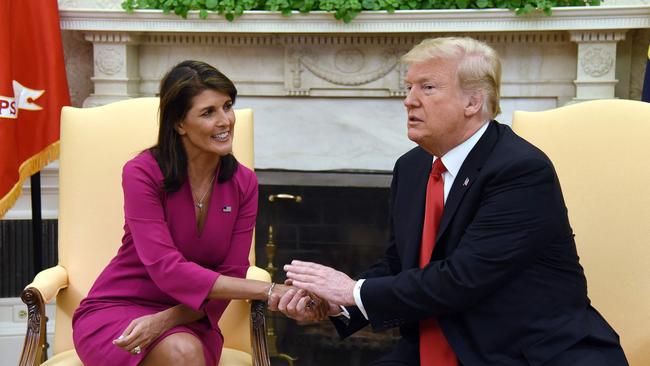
6, 4, 650, 219
56, 4, 649, 171
59, 6, 650, 33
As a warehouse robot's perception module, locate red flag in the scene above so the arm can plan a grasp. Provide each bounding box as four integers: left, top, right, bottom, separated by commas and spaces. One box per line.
0, 0, 70, 217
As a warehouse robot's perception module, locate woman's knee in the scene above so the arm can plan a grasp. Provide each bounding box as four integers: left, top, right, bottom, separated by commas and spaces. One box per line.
170, 334, 204, 362
143, 332, 206, 365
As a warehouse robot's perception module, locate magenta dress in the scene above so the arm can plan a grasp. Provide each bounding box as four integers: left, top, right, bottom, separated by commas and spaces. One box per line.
72, 151, 258, 366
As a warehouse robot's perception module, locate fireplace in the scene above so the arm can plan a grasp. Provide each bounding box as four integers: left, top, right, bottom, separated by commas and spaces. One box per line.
254, 171, 400, 365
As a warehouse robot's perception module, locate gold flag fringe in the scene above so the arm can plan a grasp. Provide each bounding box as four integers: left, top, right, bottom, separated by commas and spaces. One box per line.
0, 142, 60, 218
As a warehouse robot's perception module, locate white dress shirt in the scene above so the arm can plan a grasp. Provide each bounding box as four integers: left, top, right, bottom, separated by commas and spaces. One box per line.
353, 121, 490, 320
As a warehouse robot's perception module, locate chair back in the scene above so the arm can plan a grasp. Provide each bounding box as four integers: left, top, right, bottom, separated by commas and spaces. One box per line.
512, 99, 650, 366
54, 97, 255, 355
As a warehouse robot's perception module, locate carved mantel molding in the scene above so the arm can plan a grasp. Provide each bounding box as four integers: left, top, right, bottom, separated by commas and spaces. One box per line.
59, 6, 650, 33
59, 5, 650, 106
57, 5, 650, 174
569, 30, 629, 100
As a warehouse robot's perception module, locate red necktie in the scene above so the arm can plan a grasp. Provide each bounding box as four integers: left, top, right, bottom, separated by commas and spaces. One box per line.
419, 159, 457, 366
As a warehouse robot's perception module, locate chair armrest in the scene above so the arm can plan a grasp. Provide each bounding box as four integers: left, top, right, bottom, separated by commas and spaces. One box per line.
19, 265, 69, 366
246, 266, 272, 283
246, 266, 272, 366
25, 265, 69, 303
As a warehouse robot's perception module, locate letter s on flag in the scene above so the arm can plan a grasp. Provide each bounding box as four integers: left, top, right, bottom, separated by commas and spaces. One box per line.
0, 80, 45, 119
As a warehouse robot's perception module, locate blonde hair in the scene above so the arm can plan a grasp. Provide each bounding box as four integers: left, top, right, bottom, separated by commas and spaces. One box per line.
402, 37, 502, 119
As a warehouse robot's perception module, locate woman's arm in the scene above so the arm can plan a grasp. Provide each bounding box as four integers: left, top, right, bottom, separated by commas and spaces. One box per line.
159, 303, 205, 326
208, 275, 287, 301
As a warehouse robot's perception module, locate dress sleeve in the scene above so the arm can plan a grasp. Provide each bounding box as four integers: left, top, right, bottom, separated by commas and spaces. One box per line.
217, 168, 258, 276
122, 159, 219, 311
204, 168, 259, 329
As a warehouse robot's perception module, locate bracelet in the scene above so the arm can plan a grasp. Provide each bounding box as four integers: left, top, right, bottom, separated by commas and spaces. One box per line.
266, 283, 276, 300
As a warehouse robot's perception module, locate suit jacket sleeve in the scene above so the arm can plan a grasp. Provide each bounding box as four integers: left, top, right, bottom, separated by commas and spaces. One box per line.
359, 158, 404, 279
332, 160, 405, 337
361, 154, 565, 330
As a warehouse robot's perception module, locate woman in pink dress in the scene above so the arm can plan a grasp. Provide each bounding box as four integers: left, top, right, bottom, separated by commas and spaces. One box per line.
72, 61, 320, 366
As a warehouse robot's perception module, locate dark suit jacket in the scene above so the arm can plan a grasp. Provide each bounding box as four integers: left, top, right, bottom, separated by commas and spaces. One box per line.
333, 122, 627, 366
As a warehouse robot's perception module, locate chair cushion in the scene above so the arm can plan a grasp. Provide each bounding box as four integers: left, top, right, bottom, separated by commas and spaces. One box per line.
218, 348, 253, 366
40, 347, 250, 365
41, 350, 82, 366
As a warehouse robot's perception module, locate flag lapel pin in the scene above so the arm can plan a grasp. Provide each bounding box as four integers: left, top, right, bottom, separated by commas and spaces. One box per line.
463, 177, 470, 187
223, 206, 232, 213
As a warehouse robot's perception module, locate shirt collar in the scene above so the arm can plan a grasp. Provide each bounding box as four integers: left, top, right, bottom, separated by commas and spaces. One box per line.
435, 121, 490, 179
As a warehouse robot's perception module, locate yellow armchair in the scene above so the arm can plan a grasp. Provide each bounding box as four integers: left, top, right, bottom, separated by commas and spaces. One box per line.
18, 98, 271, 366
512, 99, 650, 366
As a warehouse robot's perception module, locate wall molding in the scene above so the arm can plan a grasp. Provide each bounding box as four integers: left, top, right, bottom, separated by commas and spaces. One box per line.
59, 6, 650, 33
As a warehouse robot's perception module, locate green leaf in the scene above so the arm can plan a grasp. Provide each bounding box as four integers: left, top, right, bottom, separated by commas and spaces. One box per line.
121, 0, 601, 23
362, 0, 377, 9
298, 0, 315, 11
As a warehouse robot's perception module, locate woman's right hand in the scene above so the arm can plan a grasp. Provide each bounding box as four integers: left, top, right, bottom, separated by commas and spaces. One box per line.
268, 284, 334, 322
112, 313, 169, 355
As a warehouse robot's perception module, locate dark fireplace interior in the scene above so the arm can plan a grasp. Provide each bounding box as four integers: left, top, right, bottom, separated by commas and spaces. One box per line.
255, 172, 400, 366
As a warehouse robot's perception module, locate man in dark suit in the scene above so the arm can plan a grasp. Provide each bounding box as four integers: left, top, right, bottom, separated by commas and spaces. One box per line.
274, 37, 627, 366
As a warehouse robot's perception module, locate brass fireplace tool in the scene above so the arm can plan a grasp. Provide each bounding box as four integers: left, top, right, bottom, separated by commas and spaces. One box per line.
265, 193, 302, 366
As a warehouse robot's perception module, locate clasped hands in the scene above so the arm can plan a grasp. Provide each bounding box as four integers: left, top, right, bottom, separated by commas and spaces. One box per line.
267, 260, 357, 322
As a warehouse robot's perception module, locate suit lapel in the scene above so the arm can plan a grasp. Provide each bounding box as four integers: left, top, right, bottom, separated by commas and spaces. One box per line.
436, 121, 500, 243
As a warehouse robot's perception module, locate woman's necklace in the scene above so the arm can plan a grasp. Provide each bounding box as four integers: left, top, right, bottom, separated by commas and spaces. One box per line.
192, 173, 216, 212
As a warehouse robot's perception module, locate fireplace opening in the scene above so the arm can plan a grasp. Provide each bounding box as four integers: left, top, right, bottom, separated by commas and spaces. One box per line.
255, 170, 400, 365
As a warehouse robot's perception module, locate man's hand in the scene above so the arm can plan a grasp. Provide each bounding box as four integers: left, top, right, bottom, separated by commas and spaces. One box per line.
284, 260, 356, 306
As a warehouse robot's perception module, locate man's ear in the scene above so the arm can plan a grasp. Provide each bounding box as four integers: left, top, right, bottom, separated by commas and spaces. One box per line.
464, 91, 484, 118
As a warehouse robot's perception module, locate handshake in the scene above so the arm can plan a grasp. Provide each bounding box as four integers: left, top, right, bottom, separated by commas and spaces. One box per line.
266, 260, 358, 322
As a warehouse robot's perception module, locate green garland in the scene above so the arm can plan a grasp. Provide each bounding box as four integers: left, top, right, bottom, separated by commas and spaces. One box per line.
122, 0, 600, 23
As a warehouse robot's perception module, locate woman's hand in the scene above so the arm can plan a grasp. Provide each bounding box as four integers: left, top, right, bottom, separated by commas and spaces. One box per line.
112, 313, 169, 355
268, 284, 337, 323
